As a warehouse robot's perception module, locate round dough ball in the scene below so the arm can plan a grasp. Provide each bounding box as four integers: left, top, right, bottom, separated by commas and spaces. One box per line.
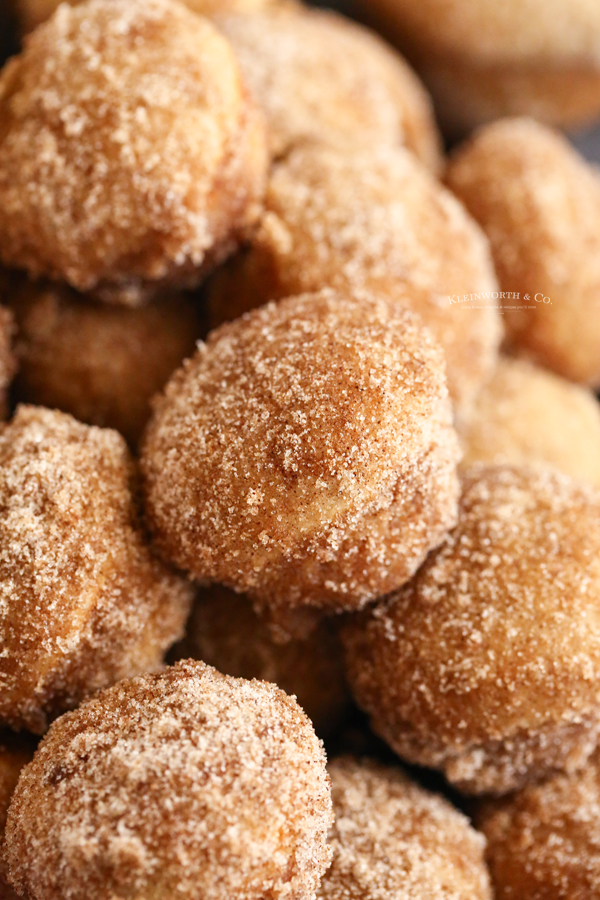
4, 660, 333, 900
0, 305, 16, 420
208, 143, 502, 415
0, 405, 193, 734
459, 356, 600, 488
175, 585, 350, 736
8, 279, 203, 446
0, 0, 267, 305
0, 733, 35, 899
342, 464, 600, 795
446, 118, 600, 386
320, 757, 492, 900
359, 0, 600, 134
141, 289, 461, 626
477, 747, 600, 899
14, 0, 289, 34
216, 8, 442, 170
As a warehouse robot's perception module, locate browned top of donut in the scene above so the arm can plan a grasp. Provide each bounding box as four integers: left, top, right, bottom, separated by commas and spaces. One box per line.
343, 464, 600, 751
0, 0, 266, 301
141, 288, 453, 580
320, 757, 491, 900
217, 7, 441, 168
5, 660, 333, 900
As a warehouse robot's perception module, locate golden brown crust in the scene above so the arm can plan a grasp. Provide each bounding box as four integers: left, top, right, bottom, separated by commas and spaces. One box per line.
141, 289, 460, 623
175, 585, 350, 736
320, 758, 492, 900
4, 660, 333, 900
0, 306, 16, 421
0, 405, 193, 735
458, 356, 600, 488
358, 0, 600, 132
342, 464, 600, 795
7, 279, 202, 446
446, 118, 600, 386
208, 143, 502, 415
216, 8, 442, 170
0, 0, 267, 305
477, 747, 600, 899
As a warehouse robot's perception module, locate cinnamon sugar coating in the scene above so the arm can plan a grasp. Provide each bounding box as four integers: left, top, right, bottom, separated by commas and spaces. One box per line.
0, 306, 16, 420
477, 747, 600, 899
459, 357, 600, 488
216, 8, 442, 170
0, 733, 34, 898
141, 289, 460, 624
14, 0, 289, 34
447, 118, 600, 387
319, 757, 492, 900
8, 279, 202, 447
208, 143, 502, 415
4, 660, 333, 900
342, 464, 600, 795
358, 0, 600, 134
0, 0, 267, 305
174, 585, 350, 736
0, 405, 193, 735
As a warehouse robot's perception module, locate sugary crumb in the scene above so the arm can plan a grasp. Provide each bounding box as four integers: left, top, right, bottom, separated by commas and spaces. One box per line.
0, 0, 267, 304
343, 464, 600, 794
217, 7, 441, 169
5, 660, 333, 900
320, 757, 492, 899
208, 142, 502, 413
0, 405, 193, 734
142, 288, 460, 623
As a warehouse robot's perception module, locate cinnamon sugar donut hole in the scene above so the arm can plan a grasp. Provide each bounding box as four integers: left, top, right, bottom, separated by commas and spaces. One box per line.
358, 0, 600, 134
447, 118, 600, 387
141, 289, 461, 630
0, 305, 16, 420
175, 585, 350, 736
319, 758, 492, 900
343, 464, 600, 796
4, 660, 333, 900
216, 8, 442, 170
208, 143, 502, 415
0, 405, 193, 735
459, 357, 600, 488
14, 0, 289, 34
0, 733, 34, 900
8, 279, 202, 447
0, 0, 267, 306
477, 747, 600, 899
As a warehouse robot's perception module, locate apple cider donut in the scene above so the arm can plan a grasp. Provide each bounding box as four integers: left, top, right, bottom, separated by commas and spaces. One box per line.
176, 585, 350, 736
0, 405, 193, 735
358, 0, 600, 134
0, 305, 16, 420
208, 143, 502, 414
14, 0, 290, 34
477, 747, 600, 899
4, 660, 333, 900
459, 356, 600, 488
319, 757, 492, 900
342, 464, 600, 796
447, 118, 600, 386
0, 0, 267, 306
0, 733, 35, 900
216, 8, 442, 170
141, 289, 461, 626
8, 279, 203, 447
